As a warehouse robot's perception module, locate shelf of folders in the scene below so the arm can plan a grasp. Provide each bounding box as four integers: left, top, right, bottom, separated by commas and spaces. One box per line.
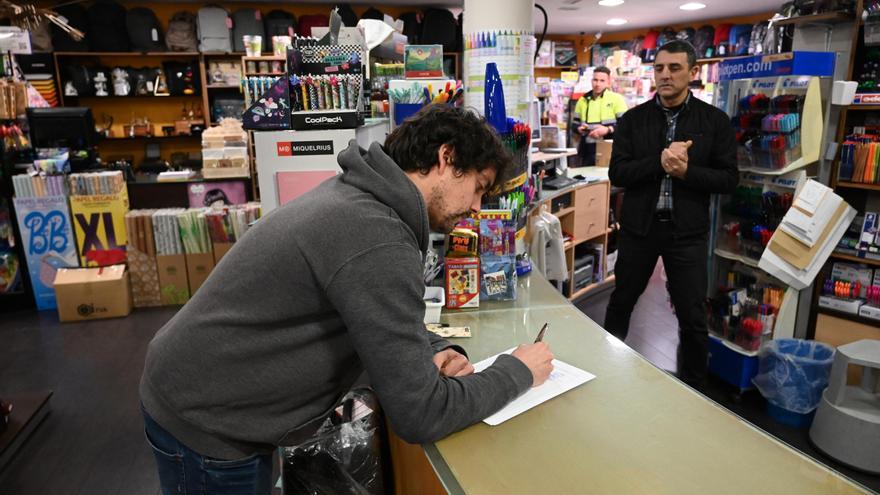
242, 35, 366, 132
11, 172, 78, 310
125, 205, 261, 307
725, 76, 824, 175
387, 79, 461, 129
67, 171, 129, 267
837, 127, 880, 184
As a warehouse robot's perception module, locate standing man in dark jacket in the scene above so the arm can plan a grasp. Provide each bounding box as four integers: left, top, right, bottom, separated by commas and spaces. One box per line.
140, 106, 554, 495
605, 40, 737, 386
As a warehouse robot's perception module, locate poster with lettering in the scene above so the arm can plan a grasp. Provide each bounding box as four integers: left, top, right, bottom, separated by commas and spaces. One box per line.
187, 181, 247, 208
69, 191, 130, 267
13, 196, 79, 310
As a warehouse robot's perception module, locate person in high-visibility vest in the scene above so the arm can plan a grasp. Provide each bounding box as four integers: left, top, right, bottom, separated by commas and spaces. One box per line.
572, 66, 629, 166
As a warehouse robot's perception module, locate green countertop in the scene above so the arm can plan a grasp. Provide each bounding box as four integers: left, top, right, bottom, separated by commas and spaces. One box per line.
426, 273, 869, 495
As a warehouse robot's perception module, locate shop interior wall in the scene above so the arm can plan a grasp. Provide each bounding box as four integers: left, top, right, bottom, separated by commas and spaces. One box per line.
545, 11, 777, 67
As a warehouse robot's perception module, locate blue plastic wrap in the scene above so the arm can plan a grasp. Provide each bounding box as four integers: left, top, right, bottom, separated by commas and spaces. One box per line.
752, 339, 835, 414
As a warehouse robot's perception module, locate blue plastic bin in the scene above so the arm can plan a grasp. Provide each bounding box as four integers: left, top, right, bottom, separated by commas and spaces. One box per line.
752, 339, 835, 428
708, 335, 759, 390
393, 103, 424, 126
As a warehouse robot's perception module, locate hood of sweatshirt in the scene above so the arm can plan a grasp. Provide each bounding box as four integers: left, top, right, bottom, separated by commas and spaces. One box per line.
337, 139, 430, 253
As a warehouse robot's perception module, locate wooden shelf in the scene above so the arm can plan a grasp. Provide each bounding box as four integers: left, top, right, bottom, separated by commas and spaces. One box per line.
55, 51, 200, 57
103, 134, 200, 141
206, 84, 241, 89
554, 206, 575, 217
203, 52, 245, 57
846, 105, 880, 111
772, 11, 852, 27
570, 274, 615, 301
835, 181, 880, 191
244, 72, 284, 77
535, 66, 577, 70
242, 56, 286, 61
65, 94, 200, 99
817, 306, 879, 326
830, 251, 880, 267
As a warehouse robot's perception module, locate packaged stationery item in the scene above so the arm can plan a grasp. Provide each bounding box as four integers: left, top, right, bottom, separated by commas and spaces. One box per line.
445, 256, 480, 309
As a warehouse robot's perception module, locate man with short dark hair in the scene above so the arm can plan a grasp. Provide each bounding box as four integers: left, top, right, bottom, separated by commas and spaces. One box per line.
140, 105, 555, 494
573, 66, 628, 165
605, 40, 738, 386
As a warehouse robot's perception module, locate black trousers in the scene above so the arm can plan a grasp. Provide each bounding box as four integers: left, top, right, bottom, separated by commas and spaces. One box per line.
604, 217, 709, 386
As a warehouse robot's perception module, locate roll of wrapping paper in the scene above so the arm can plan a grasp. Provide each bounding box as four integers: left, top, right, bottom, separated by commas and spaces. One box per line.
315, 76, 325, 110
348, 77, 359, 110
339, 76, 348, 110
308, 76, 320, 110
289, 76, 302, 111
331, 77, 341, 110
177, 209, 211, 255
301, 78, 310, 110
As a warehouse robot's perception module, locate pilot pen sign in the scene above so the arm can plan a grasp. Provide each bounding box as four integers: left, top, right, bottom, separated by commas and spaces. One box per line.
276, 140, 335, 157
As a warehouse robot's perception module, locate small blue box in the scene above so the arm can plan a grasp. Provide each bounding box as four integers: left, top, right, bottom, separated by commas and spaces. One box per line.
767, 402, 815, 429
708, 335, 759, 389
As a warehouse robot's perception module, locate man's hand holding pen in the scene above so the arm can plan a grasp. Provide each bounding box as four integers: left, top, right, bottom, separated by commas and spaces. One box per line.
511, 323, 554, 387
661, 140, 692, 179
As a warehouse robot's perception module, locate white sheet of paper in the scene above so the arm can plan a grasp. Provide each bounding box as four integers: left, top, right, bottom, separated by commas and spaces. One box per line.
793, 179, 828, 215
474, 348, 596, 426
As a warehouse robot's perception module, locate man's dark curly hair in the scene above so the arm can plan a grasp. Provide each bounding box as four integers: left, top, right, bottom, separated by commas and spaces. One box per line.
384, 105, 511, 189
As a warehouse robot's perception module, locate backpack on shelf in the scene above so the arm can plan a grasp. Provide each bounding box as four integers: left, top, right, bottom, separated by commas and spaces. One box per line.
87, 0, 129, 52
693, 25, 715, 58
334, 4, 359, 27
51, 4, 88, 52
166, 12, 199, 52
729, 24, 753, 56
232, 8, 265, 53
127, 7, 164, 52
265, 10, 296, 38
360, 7, 385, 21
675, 27, 696, 47
656, 28, 676, 48
748, 21, 769, 55
399, 12, 421, 44
197, 6, 233, 53
421, 8, 458, 52
298, 14, 329, 38
627, 36, 645, 58
642, 29, 659, 62
714, 23, 733, 57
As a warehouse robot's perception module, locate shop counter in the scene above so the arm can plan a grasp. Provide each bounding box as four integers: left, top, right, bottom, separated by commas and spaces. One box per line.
390, 273, 870, 494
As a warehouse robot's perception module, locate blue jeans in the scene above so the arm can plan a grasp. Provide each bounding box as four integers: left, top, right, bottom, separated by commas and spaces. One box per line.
142, 406, 273, 495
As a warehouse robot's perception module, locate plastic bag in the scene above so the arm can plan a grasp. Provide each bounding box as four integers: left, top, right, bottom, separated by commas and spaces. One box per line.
752, 339, 835, 414
282, 388, 386, 495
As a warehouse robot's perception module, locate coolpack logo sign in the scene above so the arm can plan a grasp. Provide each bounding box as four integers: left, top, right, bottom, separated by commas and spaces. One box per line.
277, 140, 334, 157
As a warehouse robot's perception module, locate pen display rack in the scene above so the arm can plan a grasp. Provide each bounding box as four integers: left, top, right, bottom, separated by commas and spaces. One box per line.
838, 127, 880, 185
719, 75, 824, 175
714, 171, 804, 266
463, 30, 536, 124
708, 262, 788, 352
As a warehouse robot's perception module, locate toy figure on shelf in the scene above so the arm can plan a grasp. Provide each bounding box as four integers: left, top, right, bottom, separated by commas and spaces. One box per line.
64, 81, 77, 97
111, 67, 130, 96
154, 72, 170, 96
93, 71, 108, 96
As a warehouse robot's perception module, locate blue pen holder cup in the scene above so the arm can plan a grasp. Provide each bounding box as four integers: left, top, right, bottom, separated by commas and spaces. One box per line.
393, 103, 424, 126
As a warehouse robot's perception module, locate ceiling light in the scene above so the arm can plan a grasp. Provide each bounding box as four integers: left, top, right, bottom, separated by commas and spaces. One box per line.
606, 18, 627, 25
679, 2, 706, 10
598, 0, 624, 6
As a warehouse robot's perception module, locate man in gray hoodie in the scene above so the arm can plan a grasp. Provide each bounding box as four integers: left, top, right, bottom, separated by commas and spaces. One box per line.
140, 105, 554, 494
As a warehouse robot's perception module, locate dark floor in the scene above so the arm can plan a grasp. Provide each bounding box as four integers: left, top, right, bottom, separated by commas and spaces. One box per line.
1, 263, 878, 494
576, 260, 880, 494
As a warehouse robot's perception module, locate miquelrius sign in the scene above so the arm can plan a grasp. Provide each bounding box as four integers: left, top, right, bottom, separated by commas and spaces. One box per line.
276, 140, 335, 157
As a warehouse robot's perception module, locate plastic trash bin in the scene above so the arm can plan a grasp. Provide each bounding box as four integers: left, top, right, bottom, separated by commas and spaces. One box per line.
752, 339, 835, 428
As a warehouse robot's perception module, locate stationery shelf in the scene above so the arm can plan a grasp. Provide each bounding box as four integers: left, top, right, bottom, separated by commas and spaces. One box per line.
830, 250, 880, 267
846, 104, 880, 110
206, 84, 241, 89
54, 51, 201, 57
835, 181, 880, 191
570, 274, 615, 301
817, 306, 879, 326
64, 94, 201, 99
772, 11, 852, 27
103, 134, 201, 141
714, 248, 761, 269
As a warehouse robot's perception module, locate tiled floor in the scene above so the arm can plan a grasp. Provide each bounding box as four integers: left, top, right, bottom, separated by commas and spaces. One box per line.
576, 260, 880, 494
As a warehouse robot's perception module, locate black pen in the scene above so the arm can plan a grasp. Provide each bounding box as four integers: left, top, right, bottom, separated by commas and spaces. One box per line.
534, 322, 549, 343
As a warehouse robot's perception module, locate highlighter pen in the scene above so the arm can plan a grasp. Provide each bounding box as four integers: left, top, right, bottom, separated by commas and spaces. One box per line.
534, 322, 549, 344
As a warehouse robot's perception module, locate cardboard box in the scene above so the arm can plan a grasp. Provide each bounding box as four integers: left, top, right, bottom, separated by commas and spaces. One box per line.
445, 257, 480, 309
212, 242, 234, 265
54, 265, 132, 322
156, 254, 189, 305
595, 140, 613, 167
185, 252, 215, 295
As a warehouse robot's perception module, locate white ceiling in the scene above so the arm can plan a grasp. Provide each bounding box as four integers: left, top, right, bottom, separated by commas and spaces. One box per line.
151, 1, 782, 35
535, 0, 782, 34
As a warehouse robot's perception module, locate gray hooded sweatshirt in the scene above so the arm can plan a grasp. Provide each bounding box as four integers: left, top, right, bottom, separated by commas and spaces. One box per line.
140, 140, 533, 460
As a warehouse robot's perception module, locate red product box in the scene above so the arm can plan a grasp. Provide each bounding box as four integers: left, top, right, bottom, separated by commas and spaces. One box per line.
445, 257, 480, 309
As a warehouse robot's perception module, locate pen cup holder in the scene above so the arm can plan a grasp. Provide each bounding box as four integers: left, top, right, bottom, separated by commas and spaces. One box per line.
393, 103, 425, 126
